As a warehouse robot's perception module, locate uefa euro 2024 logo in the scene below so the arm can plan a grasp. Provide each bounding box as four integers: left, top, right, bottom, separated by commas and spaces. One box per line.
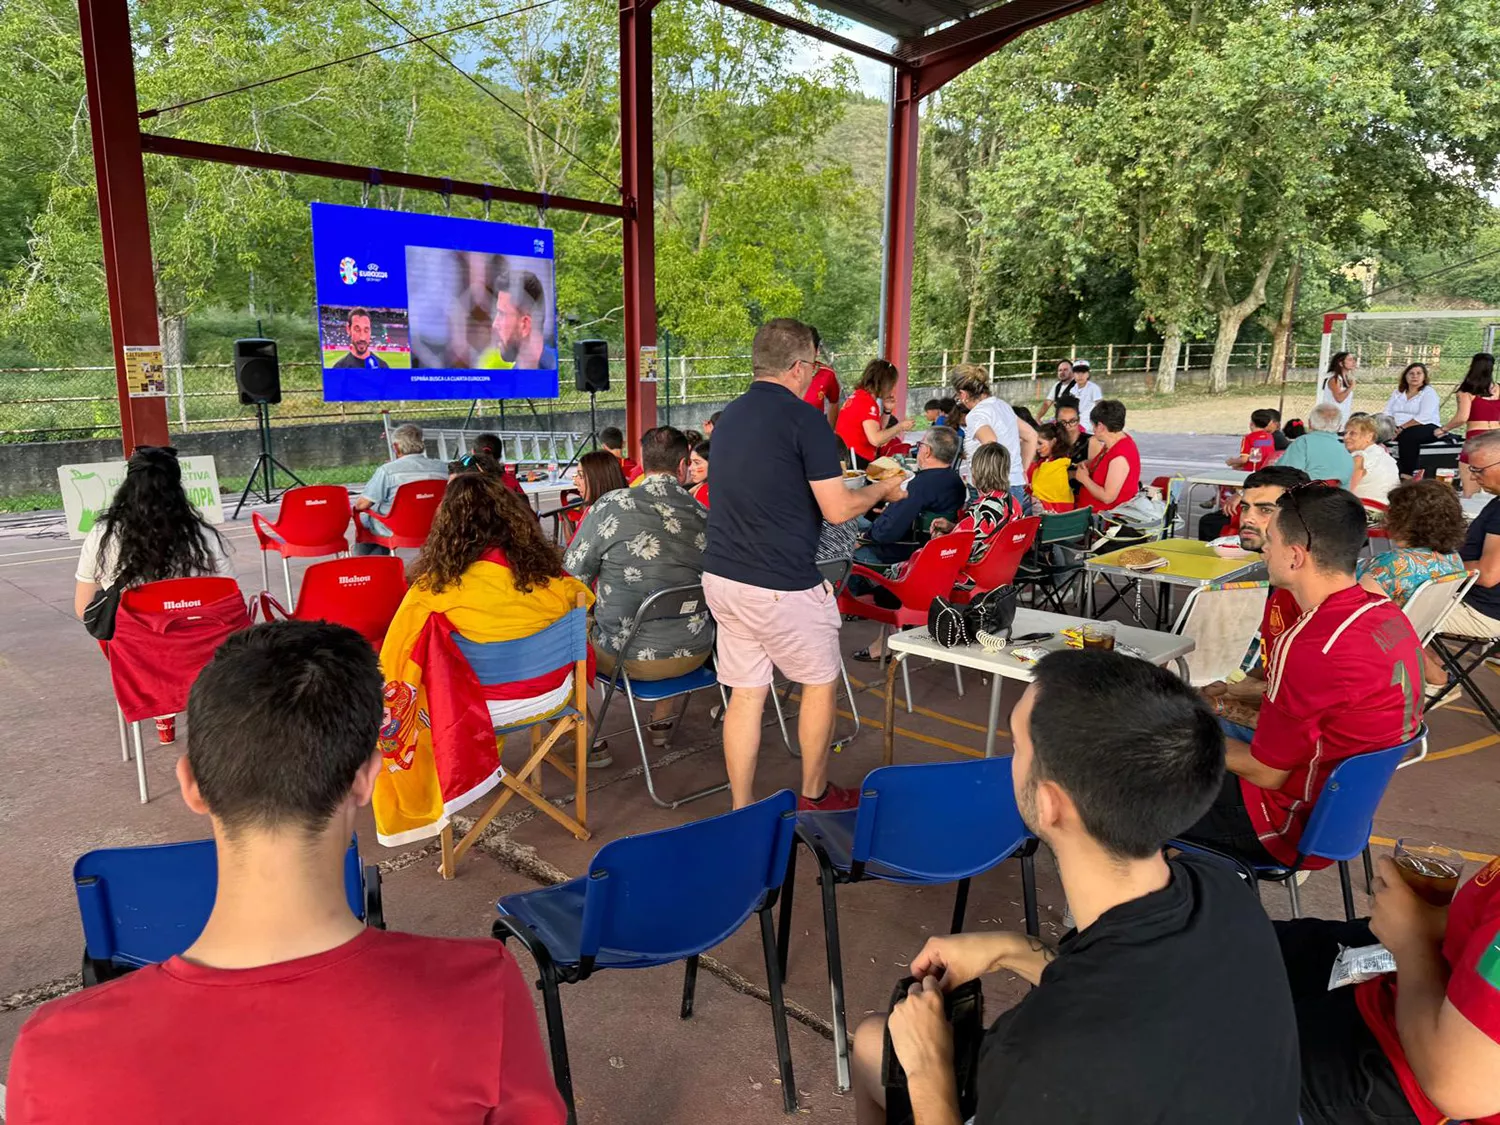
339, 256, 358, 285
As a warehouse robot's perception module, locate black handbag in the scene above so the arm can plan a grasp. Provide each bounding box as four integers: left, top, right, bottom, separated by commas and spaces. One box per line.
880, 976, 986, 1125
83, 583, 123, 641
928, 584, 1018, 649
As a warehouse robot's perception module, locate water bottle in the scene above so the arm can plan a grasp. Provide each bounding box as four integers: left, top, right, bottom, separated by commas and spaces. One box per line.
547, 460, 559, 483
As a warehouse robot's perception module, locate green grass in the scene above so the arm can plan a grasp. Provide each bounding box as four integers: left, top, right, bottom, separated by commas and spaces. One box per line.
0, 462, 383, 515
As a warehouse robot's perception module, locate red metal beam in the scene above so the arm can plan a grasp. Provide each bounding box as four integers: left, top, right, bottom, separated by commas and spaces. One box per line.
711, 0, 906, 68
905, 0, 1107, 94
880, 67, 920, 407
139, 134, 625, 218
619, 0, 658, 452
79, 0, 170, 453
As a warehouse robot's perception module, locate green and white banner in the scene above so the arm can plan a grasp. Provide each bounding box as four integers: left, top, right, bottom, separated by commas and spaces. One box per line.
57, 456, 225, 540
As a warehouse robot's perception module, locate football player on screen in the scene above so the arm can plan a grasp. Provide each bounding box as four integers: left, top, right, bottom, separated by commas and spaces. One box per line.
332, 308, 390, 369
478, 271, 557, 371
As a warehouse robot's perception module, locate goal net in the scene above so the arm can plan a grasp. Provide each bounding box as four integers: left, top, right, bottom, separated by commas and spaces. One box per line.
1318, 310, 1500, 392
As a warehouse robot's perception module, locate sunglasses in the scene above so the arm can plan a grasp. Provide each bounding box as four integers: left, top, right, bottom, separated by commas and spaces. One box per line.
1277, 482, 1341, 549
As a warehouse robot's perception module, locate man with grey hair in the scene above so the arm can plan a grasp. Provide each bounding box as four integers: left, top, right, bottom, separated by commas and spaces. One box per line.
1277, 402, 1354, 486
703, 317, 906, 812
856, 425, 965, 568
1442, 429, 1500, 642
352, 424, 449, 555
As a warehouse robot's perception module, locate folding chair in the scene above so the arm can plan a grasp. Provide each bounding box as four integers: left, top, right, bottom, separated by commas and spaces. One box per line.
256, 555, 409, 648
1014, 508, 1091, 613
251, 484, 352, 600
495, 790, 800, 1123
838, 530, 976, 714
1424, 575, 1500, 731
353, 478, 445, 551
1170, 581, 1271, 688
771, 557, 863, 755
776, 757, 1039, 1091
590, 583, 729, 808
445, 596, 592, 878
74, 836, 382, 985
108, 576, 249, 803
1172, 727, 1426, 920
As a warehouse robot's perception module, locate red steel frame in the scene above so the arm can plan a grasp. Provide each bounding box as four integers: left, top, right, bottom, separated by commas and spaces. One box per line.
79, 0, 1099, 456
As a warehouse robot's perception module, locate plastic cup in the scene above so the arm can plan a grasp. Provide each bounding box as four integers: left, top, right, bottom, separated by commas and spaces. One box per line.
1081, 621, 1117, 651
1393, 839, 1464, 906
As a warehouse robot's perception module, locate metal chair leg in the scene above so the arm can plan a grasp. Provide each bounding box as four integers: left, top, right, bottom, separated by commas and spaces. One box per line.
537, 958, 577, 1124
1021, 850, 1039, 938
259, 548, 270, 594
680, 955, 699, 1019
901, 651, 914, 715
281, 554, 293, 605
626, 682, 728, 809
759, 906, 799, 1113
953, 664, 965, 698
815, 855, 851, 1091
776, 842, 799, 978
840, 659, 861, 743
950, 877, 971, 934
1286, 873, 1302, 919
1338, 861, 1357, 923
132, 721, 148, 804
118, 705, 130, 762
1362, 847, 1375, 897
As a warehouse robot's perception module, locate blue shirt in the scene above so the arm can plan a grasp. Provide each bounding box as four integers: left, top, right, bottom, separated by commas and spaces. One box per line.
359, 452, 449, 534
703, 380, 842, 591
1277, 431, 1354, 487
865, 466, 966, 564
1462, 495, 1500, 619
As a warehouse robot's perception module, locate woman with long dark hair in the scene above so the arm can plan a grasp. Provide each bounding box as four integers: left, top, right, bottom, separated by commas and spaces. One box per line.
1386, 362, 1443, 476
73, 446, 232, 619
1437, 353, 1500, 496
1317, 350, 1357, 430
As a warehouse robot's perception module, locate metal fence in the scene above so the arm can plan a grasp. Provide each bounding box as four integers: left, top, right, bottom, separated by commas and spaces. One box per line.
0, 338, 1323, 443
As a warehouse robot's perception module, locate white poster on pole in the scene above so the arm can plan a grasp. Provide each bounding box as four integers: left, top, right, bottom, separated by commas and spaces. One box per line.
57, 456, 224, 540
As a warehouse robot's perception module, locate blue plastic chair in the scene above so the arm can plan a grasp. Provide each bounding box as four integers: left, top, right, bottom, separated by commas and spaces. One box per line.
449, 600, 592, 877
73, 836, 381, 985
494, 790, 800, 1123
589, 584, 730, 808
1172, 726, 1426, 921
775, 757, 1039, 1091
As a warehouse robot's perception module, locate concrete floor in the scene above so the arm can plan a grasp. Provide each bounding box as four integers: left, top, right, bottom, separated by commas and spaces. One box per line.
2, 432, 1497, 1123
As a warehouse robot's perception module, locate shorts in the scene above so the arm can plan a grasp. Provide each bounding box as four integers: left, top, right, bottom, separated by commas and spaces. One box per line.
595, 648, 709, 681
1439, 599, 1500, 640
703, 572, 842, 689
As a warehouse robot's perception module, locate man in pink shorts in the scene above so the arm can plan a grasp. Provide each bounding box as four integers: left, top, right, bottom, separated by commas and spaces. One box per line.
702, 318, 906, 810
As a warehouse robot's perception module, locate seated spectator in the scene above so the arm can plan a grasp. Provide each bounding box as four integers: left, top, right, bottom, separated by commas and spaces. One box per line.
688, 439, 711, 507
448, 450, 504, 481
353, 424, 449, 556
946, 402, 969, 443
856, 426, 965, 567
379, 476, 596, 802
564, 427, 710, 757
803, 327, 841, 427
948, 443, 1025, 560
599, 426, 642, 483
1268, 407, 1290, 451
850, 650, 1299, 1124
1180, 484, 1422, 869
565, 450, 629, 540
1284, 417, 1308, 441
1387, 362, 1444, 476
467, 432, 525, 495
1227, 408, 1280, 470
6, 620, 565, 1124
73, 445, 235, 744
1435, 429, 1500, 647
1073, 399, 1140, 513
923, 398, 947, 426
1199, 465, 1311, 736
1027, 421, 1076, 512
1275, 856, 1500, 1125
683, 428, 705, 449
836, 359, 914, 466
702, 410, 721, 437
1346, 413, 1400, 505
1279, 404, 1354, 487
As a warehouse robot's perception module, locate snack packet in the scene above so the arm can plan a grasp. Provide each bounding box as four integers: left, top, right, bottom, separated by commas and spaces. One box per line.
1328, 943, 1396, 989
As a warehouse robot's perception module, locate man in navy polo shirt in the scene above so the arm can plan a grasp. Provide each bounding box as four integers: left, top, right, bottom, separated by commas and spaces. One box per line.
703, 318, 906, 810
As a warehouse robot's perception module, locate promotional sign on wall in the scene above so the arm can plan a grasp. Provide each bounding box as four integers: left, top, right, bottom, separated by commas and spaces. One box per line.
57, 456, 224, 540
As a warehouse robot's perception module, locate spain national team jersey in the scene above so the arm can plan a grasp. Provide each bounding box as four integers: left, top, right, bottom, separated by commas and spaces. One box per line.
1258, 586, 1300, 670
1356, 856, 1500, 1124
1245, 585, 1423, 867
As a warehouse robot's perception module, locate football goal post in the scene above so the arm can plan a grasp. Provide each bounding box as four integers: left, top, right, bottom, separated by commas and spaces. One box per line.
1318, 310, 1500, 388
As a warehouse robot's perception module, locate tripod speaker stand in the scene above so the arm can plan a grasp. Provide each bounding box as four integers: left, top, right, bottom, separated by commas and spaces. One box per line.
233, 400, 305, 519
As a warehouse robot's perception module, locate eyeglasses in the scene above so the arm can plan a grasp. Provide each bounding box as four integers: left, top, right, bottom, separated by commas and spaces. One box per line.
1470, 458, 1500, 475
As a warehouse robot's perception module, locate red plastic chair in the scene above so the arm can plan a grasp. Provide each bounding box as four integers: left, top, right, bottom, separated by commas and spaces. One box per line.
258, 556, 409, 649
109, 577, 249, 803
952, 517, 1040, 604
839, 530, 976, 712
252, 485, 352, 601
353, 478, 446, 551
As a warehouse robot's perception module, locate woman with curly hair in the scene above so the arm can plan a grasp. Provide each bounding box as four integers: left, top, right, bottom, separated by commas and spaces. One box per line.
376, 475, 596, 844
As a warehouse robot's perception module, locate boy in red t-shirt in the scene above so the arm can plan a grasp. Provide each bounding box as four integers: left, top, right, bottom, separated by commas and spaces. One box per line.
1183, 484, 1422, 869
1276, 855, 1500, 1124
1227, 408, 1281, 471
802, 328, 840, 427
5, 621, 566, 1125
600, 425, 643, 482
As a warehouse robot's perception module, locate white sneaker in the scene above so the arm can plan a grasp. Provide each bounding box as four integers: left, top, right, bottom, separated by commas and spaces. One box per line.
588, 743, 613, 769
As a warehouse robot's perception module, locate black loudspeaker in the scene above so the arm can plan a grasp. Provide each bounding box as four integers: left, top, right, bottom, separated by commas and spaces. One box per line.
234, 338, 281, 405
574, 339, 610, 393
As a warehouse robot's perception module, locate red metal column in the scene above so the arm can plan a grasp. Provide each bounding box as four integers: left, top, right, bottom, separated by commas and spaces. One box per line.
619, 0, 658, 453
79, 0, 169, 454
880, 67, 920, 410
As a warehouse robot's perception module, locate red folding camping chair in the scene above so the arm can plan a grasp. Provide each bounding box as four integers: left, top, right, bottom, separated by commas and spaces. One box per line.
257, 556, 409, 649
251, 484, 352, 601
353, 479, 445, 551
838, 529, 975, 714
107, 577, 249, 803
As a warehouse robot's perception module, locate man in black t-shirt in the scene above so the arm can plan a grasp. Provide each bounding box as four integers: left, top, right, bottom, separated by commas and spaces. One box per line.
702, 319, 904, 812
1437, 429, 1500, 643
849, 650, 1299, 1125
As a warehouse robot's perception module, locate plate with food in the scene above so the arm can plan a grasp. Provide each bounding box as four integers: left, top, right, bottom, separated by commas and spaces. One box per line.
1117, 547, 1168, 571
863, 456, 916, 486
1208, 535, 1252, 559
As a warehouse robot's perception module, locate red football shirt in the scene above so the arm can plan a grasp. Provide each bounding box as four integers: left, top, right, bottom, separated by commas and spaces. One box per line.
804, 365, 840, 414
1356, 856, 1500, 1125
1244, 585, 1422, 867
835, 387, 883, 463
1238, 429, 1278, 468
6, 929, 567, 1125
1258, 586, 1300, 670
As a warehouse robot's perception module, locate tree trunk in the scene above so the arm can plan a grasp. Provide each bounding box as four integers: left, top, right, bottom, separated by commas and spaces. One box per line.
1208, 242, 1282, 393
961, 278, 980, 363
1262, 256, 1301, 386
1155, 323, 1183, 394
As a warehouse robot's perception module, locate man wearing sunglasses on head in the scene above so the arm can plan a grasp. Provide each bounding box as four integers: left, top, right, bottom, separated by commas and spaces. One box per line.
1438, 430, 1500, 643
1178, 484, 1423, 869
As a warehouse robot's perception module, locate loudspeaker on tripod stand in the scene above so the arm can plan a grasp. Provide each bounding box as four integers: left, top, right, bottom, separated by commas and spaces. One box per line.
574, 339, 610, 393
234, 338, 282, 404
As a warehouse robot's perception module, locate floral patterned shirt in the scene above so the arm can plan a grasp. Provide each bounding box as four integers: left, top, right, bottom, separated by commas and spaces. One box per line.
563, 473, 712, 661
1356, 547, 1466, 607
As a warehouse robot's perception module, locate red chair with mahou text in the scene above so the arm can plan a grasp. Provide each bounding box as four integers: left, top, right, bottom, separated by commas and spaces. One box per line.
106, 576, 250, 804
353, 479, 445, 552
256, 556, 408, 649
251, 484, 352, 601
